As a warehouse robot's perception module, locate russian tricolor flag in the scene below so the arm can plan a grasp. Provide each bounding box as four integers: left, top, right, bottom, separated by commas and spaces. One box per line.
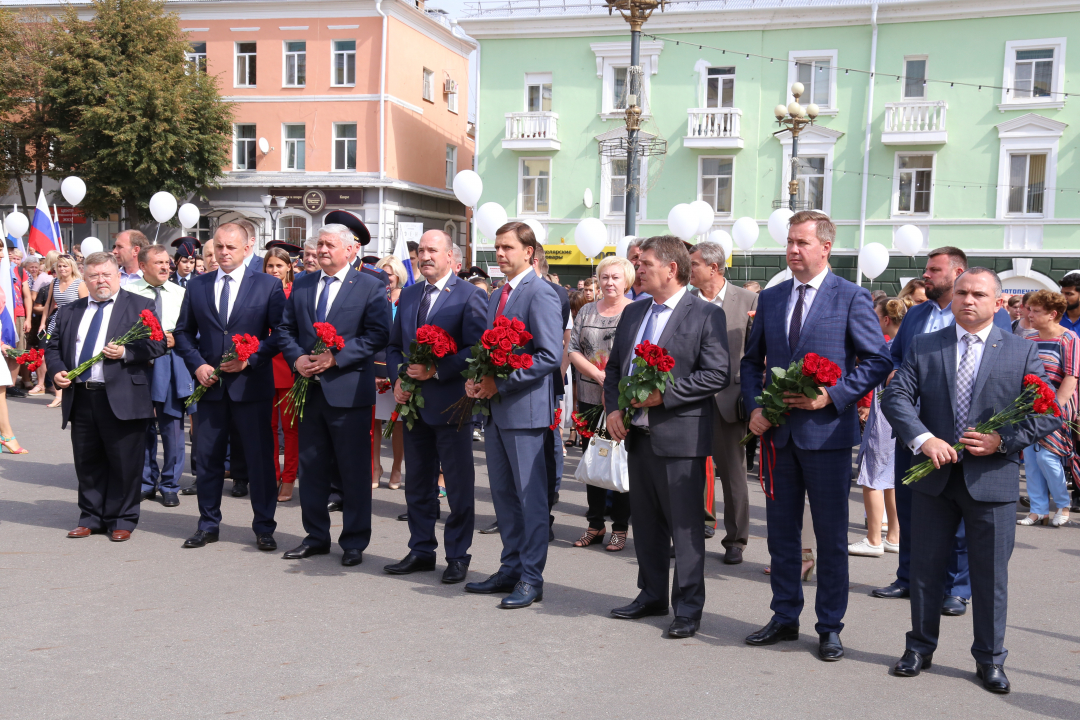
27, 190, 59, 256
393, 232, 416, 287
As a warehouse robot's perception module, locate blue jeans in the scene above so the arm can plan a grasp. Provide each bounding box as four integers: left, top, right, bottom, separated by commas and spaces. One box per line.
1024, 443, 1070, 515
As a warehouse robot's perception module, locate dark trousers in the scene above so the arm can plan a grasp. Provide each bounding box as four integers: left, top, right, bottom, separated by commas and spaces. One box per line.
586, 484, 631, 531
766, 443, 851, 634
71, 384, 149, 532
142, 402, 185, 493
907, 465, 1014, 665
404, 415, 475, 563
194, 395, 276, 535
297, 385, 372, 551
708, 406, 750, 549
627, 428, 707, 620
486, 423, 549, 587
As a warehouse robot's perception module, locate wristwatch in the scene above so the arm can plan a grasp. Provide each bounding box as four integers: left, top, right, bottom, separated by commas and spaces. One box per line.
433, 370, 440, 380
995, 433, 1007, 454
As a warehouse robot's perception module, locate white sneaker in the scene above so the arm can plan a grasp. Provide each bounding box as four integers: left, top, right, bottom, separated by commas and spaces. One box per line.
848, 538, 885, 557
883, 539, 900, 553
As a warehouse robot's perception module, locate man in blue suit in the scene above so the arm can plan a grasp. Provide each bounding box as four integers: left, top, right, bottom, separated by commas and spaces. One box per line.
463, 221, 562, 609
742, 211, 891, 661
173, 222, 287, 551
277, 223, 391, 567
384, 229, 487, 582
871, 246, 1013, 613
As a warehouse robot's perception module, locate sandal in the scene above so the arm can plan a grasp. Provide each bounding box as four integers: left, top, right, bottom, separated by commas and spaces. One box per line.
605, 530, 627, 552
573, 526, 606, 547
0, 434, 28, 454
27, 386, 44, 396
388, 470, 402, 490
277, 481, 294, 502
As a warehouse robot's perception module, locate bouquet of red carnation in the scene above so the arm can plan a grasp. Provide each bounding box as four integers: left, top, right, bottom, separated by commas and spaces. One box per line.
278, 322, 344, 425
550, 408, 562, 432
902, 373, 1062, 485
6, 347, 44, 373
384, 324, 458, 437
447, 315, 533, 423
571, 405, 604, 439
185, 333, 261, 408
740, 352, 842, 446
66, 309, 164, 381
615, 340, 676, 430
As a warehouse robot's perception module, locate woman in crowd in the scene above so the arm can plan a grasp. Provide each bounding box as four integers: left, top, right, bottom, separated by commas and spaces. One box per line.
568, 256, 634, 552
373, 255, 407, 489
849, 297, 906, 557
1013, 291, 1035, 336
0, 282, 26, 453
564, 291, 590, 448
34, 255, 86, 407
194, 255, 206, 274
263, 247, 299, 502
897, 278, 927, 305
1018, 290, 1078, 527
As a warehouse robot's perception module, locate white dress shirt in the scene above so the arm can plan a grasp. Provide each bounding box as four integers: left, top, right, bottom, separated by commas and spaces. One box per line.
630, 286, 687, 427
785, 267, 830, 335
425, 269, 453, 294
127, 278, 185, 332
75, 296, 118, 383
923, 300, 955, 334
317, 265, 351, 316
213, 265, 247, 323
692, 278, 728, 307
118, 268, 143, 288
910, 322, 994, 454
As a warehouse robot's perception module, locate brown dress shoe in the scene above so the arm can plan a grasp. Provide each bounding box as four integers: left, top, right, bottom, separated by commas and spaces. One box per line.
67, 526, 92, 538
110, 530, 132, 542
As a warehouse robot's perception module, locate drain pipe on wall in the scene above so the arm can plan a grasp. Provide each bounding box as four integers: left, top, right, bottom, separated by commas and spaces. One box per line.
376, 0, 389, 254
856, 1, 878, 286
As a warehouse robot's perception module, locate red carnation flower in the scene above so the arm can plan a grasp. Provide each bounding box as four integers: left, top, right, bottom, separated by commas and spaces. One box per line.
1023, 374, 1042, 387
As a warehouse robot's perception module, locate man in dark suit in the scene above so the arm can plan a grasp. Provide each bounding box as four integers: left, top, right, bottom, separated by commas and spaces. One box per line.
385, 229, 486, 581
741, 211, 891, 661
872, 247, 1012, 615
604, 235, 730, 639
46, 252, 166, 541
535, 246, 571, 536
277, 222, 391, 567
173, 222, 287, 551
881, 268, 1059, 693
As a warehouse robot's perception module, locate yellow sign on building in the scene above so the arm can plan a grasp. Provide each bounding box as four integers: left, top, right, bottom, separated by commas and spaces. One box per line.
544, 245, 617, 265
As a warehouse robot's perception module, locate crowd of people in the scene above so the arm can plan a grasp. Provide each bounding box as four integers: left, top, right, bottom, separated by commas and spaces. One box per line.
2, 208, 1076, 697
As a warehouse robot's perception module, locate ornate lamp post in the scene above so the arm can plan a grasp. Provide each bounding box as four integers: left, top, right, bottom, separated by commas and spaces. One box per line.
772, 82, 820, 212
260, 194, 289, 246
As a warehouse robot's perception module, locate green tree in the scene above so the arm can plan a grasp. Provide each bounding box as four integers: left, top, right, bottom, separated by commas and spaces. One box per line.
46, 0, 233, 226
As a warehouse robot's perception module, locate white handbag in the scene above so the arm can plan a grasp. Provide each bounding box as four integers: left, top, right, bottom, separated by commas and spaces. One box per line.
575, 428, 630, 493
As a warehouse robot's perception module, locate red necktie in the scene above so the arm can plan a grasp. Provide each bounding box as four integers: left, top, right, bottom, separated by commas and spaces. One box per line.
496, 282, 512, 316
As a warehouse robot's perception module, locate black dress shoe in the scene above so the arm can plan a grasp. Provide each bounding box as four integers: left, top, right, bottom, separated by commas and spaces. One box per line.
667, 616, 699, 638
230, 480, 249, 497
383, 553, 436, 575
328, 501, 343, 512
746, 620, 800, 646
818, 632, 844, 661
704, 525, 715, 539
341, 549, 363, 567
180, 485, 197, 496
479, 520, 499, 534
282, 543, 331, 560
723, 546, 744, 565
941, 595, 968, 616
141, 489, 157, 501
442, 560, 469, 584
396, 512, 409, 521
256, 534, 277, 551
976, 663, 1010, 694
464, 571, 518, 594
182, 530, 218, 548
499, 581, 542, 608
611, 601, 669, 620
893, 649, 932, 677
160, 492, 179, 507
871, 583, 910, 599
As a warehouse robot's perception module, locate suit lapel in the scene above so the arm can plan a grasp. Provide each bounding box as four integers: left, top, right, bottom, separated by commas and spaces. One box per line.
502, 273, 531, 317
792, 273, 838, 358
65, 299, 88, 364
105, 289, 129, 341
326, 268, 361, 326
657, 291, 693, 350
426, 274, 457, 324
769, 280, 793, 366
939, 328, 959, 409
204, 273, 221, 331
970, 325, 1002, 406
226, 265, 258, 330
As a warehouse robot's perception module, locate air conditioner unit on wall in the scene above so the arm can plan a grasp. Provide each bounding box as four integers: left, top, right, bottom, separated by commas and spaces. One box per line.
443, 78, 458, 94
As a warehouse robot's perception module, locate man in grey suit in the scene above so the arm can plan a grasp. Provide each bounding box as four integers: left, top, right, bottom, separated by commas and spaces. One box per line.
605, 235, 730, 639
689, 241, 758, 565
881, 268, 1060, 694
464, 222, 563, 609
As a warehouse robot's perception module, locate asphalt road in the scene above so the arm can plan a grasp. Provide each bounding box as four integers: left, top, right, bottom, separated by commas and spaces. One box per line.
1, 393, 1078, 719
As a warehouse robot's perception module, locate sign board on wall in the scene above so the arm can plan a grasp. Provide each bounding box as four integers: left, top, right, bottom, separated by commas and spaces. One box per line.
396, 222, 424, 247
544, 245, 617, 265
269, 188, 364, 209
56, 207, 87, 224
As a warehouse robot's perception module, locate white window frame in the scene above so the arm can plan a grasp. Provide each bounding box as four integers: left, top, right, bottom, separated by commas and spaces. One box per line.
1000, 38, 1067, 110
776, 125, 842, 215
902, 55, 927, 100
233, 124, 257, 171
448, 89, 459, 114
276, 212, 309, 243
591, 40, 663, 120
787, 50, 838, 114
333, 122, 357, 171
422, 68, 435, 102
995, 113, 1065, 220
186, 42, 206, 74
332, 39, 356, 87
282, 40, 306, 88
445, 144, 457, 189
282, 123, 305, 171
697, 156, 735, 217
517, 157, 552, 217
234, 42, 257, 88
600, 156, 648, 221
891, 152, 936, 218
524, 72, 553, 113
702, 66, 736, 109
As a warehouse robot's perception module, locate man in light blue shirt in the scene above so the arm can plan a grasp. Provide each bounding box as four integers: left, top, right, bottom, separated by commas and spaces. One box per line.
112, 230, 147, 287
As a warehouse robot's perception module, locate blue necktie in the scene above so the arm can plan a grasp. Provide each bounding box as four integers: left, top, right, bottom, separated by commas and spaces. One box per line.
416, 283, 438, 327
218, 275, 231, 331
641, 302, 666, 345
77, 299, 112, 370
317, 276, 337, 323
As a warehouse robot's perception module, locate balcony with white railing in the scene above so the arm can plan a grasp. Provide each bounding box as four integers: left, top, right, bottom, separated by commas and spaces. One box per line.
882, 101, 948, 145
684, 108, 744, 149
502, 111, 560, 151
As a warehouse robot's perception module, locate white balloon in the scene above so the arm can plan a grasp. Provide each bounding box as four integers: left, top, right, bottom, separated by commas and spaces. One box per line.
616, 235, 635, 259
452, 170, 483, 207
524, 218, 546, 245
858, 242, 890, 280
149, 191, 177, 224
731, 217, 760, 252
80, 237, 103, 255
475, 202, 508, 240
767, 207, 794, 246
177, 203, 201, 230
893, 224, 923, 257
575, 217, 608, 259
4, 210, 28, 238
707, 229, 734, 258
667, 203, 698, 242
689, 199, 715, 237
60, 176, 86, 206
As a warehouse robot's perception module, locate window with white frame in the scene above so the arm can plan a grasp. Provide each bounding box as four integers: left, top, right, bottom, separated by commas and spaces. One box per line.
235, 42, 257, 87
525, 72, 552, 112
705, 67, 735, 109
894, 154, 933, 215
700, 157, 733, 214
592, 40, 662, 118
284, 41, 306, 87
234, 124, 256, 170
333, 40, 356, 86
903, 57, 926, 100
607, 156, 645, 216
1007, 153, 1047, 216
283, 124, 305, 171
612, 66, 629, 110
422, 68, 435, 102
1001, 38, 1067, 109
277, 215, 307, 242
186, 42, 206, 74
788, 50, 838, 112
795, 156, 826, 210
445, 145, 457, 189
334, 123, 356, 171
519, 158, 550, 215
995, 113, 1064, 220
192, 216, 213, 243
448, 88, 459, 114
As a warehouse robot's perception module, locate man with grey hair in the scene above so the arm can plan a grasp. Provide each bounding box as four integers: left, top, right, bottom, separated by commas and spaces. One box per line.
689, 240, 758, 564
451, 242, 463, 273
297, 238, 319, 278
625, 236, 651, 301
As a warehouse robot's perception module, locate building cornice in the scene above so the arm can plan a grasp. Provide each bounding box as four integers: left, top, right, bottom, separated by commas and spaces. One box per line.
215, 172, 460, 202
